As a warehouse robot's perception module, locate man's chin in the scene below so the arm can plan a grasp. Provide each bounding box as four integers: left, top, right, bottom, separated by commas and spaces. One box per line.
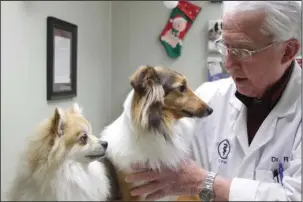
232, 78, 263, 97
236, 86, 260, 98
235, 78, 249, 86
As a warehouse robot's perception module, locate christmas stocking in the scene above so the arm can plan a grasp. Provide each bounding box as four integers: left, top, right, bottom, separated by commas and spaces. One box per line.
160, 1, 201, 59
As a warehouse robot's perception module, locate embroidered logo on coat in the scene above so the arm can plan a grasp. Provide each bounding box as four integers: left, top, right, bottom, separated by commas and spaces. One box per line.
218, 139, 231, 160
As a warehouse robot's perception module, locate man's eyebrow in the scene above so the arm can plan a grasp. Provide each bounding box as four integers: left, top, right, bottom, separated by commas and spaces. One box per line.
223, 33, 255, 48
225, 39, 256, 49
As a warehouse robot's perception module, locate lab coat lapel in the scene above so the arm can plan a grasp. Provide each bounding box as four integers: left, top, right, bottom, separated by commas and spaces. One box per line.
229, 93, 249, 155
248, 116, 278, 155
233, 105, 249, 155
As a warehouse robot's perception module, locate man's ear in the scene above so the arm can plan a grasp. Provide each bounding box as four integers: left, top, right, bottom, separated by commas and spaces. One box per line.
52, 107, 64, 137
129, 65, 160, 94
281, 38, 301, 64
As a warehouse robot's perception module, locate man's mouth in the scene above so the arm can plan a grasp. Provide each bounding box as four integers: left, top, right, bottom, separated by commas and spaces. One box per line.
235, 78, 248, 82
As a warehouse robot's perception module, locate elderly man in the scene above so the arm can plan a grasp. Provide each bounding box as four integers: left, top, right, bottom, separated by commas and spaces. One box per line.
125, 1, 302, 201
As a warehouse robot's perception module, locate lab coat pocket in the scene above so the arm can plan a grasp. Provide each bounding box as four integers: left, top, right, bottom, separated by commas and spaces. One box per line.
255, 169, 276, 183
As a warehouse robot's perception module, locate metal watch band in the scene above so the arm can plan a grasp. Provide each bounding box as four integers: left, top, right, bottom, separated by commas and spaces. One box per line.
204, 171, 217, 190
199, 171, 217, 202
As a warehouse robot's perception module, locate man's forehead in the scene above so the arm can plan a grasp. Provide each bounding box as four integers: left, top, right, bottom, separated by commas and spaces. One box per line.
222, 11, 270, 47
223, 11, 265, 29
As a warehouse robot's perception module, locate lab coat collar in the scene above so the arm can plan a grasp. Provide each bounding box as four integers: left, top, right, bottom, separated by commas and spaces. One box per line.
270, 61, 301, 118
235, 61, 294, 110
229, 60, 301, 118
229, 88, 243, 111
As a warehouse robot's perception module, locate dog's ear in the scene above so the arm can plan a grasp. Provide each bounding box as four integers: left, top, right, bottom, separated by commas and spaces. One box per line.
148, 101, 171, 142
147, 101, 163, 131
69, 103, 82, 115
52, 107, 64, 137
130, 65, 161, 94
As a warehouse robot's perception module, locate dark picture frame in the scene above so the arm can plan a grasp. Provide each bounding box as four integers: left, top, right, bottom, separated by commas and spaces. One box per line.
46, 16, 78, 101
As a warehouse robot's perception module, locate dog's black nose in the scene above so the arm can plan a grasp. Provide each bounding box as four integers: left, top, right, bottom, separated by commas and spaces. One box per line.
100, 141, 108, 149
206, 107, 213, 115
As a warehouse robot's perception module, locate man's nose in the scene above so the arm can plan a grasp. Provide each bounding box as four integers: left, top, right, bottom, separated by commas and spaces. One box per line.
224, 53, 240, 71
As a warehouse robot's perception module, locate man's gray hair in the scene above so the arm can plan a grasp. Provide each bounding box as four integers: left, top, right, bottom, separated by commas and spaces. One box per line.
222, 1, 302, 43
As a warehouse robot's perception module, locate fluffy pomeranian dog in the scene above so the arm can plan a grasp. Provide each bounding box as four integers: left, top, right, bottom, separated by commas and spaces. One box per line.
100, 65, 213, 201
7, 104, 120, 201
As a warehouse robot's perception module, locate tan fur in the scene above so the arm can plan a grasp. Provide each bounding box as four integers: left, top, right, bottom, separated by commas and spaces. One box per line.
116, 171, 140, 201
113, 155, 201, 201
177, 195, 201, 201
25, 107, 92, 174
130, 65, 210, 131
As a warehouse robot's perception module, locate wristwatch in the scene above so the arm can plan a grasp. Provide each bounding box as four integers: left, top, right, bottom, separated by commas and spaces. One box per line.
198, 171, 217, 202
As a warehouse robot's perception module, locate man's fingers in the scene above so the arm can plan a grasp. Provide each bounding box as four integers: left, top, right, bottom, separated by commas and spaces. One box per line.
130, 180, 167, 196
131, 162, 149, 170
145, 188, 172, 200
172, 186, 200, 196
125, 170, 161, 183
130, 162, 174, 171
145, 186, 197, 200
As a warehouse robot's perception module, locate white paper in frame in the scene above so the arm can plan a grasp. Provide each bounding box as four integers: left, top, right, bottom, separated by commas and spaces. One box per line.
207, 56, 229, 81
208, 19, 222, 53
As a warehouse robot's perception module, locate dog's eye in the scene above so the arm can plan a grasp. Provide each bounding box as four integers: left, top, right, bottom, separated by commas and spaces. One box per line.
79, 134, 88, 144
179, 85, 186, 93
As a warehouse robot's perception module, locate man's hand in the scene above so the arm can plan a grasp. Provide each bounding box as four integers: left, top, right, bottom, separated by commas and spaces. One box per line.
125, 159, 207, 200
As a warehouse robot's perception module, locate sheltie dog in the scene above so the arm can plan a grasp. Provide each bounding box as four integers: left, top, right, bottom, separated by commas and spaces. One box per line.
7, 104, 120, 201
100, 65, 213, 201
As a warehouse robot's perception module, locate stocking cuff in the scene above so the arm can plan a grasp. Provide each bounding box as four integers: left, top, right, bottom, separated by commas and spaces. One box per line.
178, 1, 201, 21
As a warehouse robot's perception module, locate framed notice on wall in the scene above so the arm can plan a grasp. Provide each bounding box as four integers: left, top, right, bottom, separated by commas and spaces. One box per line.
207, 57, 230, 81
207, 19, 223, 53
46, 16, 78, 101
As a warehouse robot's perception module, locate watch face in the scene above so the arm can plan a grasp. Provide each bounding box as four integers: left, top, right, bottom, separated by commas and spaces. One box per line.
199, 189, 214, 201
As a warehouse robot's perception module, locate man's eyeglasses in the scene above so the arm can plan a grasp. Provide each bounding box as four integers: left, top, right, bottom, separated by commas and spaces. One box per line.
215, 38, 280, 61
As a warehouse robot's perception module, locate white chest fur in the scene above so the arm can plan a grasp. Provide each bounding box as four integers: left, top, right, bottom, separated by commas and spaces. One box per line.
10, 160, 110, 201
55, 161, 110, 201
100, 91, 196, 201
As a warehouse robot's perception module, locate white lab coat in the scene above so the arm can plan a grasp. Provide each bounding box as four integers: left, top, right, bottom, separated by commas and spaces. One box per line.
190, 61, 301, 201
